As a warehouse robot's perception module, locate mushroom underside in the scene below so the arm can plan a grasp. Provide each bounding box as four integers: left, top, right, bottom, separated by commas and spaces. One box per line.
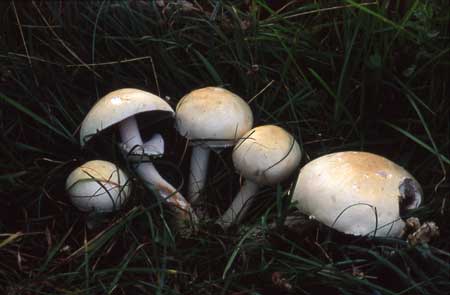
398, 178, 422, 216
81, 111, 173, 148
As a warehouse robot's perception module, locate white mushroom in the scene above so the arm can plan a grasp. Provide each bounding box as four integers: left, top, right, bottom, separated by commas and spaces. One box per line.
175, 87, 253, 204
66, 160, 131, 212
80, 88, 196, 225
292, 151, 423, 237
218, 125, 302, 228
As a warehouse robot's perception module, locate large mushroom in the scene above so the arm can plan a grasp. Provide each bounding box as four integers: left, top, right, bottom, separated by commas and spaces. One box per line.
80, 88, 196, 227
175, 87, 253, 204
292, 151, 423, 237
218, 125, 302, 228
66, 160, 131, 212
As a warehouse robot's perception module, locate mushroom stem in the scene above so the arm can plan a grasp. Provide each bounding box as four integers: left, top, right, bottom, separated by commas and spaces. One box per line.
118, 116, 196, 226
217, 179, 260, 228
119, 116, 143, 147
135, 162, 195, 221
143, 133, 164, 155
188, 145, 211, 203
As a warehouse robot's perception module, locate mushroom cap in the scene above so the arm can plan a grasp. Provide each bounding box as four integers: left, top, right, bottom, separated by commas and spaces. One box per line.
80, 88, 174, 146
175, 87, 253, 148
232, 125, 302, 185
66, 160, 132, 212
292, 151, 423, 237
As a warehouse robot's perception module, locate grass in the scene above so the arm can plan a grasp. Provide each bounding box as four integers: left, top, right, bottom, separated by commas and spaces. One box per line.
1, 0, 449, 294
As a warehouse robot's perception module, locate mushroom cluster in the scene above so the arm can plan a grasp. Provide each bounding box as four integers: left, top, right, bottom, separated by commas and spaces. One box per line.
80, 89, 196, 225
66, 86, 432, 243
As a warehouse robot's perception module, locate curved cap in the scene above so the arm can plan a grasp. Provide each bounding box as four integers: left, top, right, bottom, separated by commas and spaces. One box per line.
175, 87, 253, 148
66, 160, 132, 212
80, 88, 174, 146
292, 151, 423, 237
232, 125, 302, 185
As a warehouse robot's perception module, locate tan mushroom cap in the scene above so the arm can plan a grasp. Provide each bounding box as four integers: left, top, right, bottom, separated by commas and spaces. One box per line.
292, 151, 422, 237
80, 88, 174, 146
232, 125, 302, 185
175, 87, 253, 148
66, 160, 132, 212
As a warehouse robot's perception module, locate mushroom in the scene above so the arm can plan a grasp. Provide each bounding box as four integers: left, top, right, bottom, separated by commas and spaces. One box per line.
218, 125, 302, 228
66, 160, 131, 212
175, 87, 253, 204
80, 88, 196, 226
292, 151, 423, 237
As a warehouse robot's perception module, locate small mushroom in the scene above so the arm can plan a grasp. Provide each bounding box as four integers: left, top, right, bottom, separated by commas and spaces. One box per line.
66, 160, 131, 212
218, 125, 302, 228
175, 87, 253, 204
80, 88, 196, 226
292, 151, 423, 237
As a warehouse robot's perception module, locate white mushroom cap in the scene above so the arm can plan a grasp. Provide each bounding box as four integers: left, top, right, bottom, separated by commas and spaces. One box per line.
175, 87, 253, 148
66, 160, 132, 212
292, 151, 423, 237
232, 125, 302, 185
80, 88, 174, 146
